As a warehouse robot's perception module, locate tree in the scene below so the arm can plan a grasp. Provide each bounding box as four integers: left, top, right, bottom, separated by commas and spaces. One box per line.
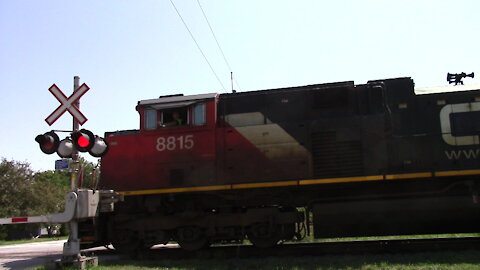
0, 159, 38, 239
0, 157, 100, 239
0, 159, 35, 217
76, 157, 99, 189
33, 170, 70, 237
0, 158, 69, 239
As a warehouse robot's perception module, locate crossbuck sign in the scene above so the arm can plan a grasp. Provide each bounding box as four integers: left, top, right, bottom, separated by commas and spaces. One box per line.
45, 83, 90, 126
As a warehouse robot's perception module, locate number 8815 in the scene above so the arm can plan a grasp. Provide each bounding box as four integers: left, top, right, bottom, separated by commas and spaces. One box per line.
156, 135, 194, 151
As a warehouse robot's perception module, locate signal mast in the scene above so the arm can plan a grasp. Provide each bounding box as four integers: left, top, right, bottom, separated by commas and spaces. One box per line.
1, 76, 118, 269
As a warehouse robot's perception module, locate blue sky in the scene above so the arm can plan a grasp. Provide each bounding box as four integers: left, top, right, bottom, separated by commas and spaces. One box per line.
1, 0, 479, 171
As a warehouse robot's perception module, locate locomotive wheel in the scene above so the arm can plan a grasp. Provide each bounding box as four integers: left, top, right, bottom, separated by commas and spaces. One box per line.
112, 229, 149, 255
174, 226, 210, 251
247, 222, 282, 248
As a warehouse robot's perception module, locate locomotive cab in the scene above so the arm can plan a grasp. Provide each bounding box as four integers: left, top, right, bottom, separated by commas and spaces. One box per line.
137, 93, 218, 131
101, 93, 218, 192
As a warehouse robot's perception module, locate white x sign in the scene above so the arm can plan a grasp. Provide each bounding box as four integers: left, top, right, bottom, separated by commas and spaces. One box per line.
45, 83, 90, 126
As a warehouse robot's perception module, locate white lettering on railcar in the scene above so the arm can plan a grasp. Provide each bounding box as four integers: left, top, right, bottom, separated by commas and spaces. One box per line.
156, 135, 194, 151
445, 148, 480, 160
439, 102, 480, 146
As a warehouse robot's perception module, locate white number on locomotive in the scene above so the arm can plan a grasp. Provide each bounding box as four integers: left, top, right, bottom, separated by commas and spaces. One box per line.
156, 135, 194, 151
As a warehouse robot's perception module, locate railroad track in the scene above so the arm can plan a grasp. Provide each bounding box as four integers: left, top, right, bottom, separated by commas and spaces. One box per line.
87, 237, 480, 260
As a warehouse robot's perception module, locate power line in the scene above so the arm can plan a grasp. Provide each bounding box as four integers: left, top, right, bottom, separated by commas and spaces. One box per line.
196, 0, 231, 72
169, 0, 227, 92
196, 0, 241, 91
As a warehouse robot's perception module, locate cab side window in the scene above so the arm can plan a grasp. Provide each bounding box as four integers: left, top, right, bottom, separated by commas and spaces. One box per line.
145, 109, 157, 130
161, 108, 188, 127
193, 103, 206, 126
145, 104, 206, 129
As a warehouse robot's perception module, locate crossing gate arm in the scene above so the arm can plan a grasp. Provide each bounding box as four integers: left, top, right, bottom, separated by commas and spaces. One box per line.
0, 192, 78, 225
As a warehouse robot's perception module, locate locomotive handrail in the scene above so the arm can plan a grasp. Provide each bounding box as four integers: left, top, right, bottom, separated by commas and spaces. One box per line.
0, 192, 78, 225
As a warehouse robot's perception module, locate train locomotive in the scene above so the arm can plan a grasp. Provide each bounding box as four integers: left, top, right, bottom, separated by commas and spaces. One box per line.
81, 77, 480, 252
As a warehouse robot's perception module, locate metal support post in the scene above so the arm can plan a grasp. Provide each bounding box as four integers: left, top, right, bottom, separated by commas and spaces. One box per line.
71, 75, 80, 190
52, 76, 98, 269
60, 76, 82, 265
63, 221, 80, 257
68, 77, 80, 258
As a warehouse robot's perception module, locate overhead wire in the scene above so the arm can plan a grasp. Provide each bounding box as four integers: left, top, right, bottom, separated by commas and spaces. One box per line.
196, 0, 241, 91
169, 0, 227, 92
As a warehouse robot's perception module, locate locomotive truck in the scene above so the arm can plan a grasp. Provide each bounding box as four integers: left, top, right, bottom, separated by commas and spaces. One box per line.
78, 76, 480, 253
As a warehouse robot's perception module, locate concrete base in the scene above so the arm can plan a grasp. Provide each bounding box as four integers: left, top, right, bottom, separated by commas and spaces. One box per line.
45, 256, 98, 270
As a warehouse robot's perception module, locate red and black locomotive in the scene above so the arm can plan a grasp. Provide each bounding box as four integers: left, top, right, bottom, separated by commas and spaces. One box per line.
82, 77, 480, 252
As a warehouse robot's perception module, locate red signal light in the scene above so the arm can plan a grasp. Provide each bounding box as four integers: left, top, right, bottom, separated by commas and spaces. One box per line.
35, 131, 60, 154
71, 129, 95, 152
77, 135, 90, 148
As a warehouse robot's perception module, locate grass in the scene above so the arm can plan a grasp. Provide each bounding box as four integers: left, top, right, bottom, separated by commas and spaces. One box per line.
211, 233, 480, 247
41, 250, 480, 270
30, 234, 480, 269
0, 236, 67, 246
309, 233, 480, 243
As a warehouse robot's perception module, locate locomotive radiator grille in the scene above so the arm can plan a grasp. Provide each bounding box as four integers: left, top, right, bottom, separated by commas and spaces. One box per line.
311, 132, 364, 178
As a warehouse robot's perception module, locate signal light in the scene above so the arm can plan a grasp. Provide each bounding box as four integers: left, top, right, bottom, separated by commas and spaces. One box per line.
57, 138, 73, 158
35, 129, 109, 158
89, 136, 109, 157
71, 129, 95, 152
35, 131, 60, 154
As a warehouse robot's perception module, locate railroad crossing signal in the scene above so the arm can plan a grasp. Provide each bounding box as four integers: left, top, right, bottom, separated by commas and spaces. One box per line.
33, 77, 104, 267
45, 83, 90, 126
38, 79, 108, 158
35, 129, 109, 158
